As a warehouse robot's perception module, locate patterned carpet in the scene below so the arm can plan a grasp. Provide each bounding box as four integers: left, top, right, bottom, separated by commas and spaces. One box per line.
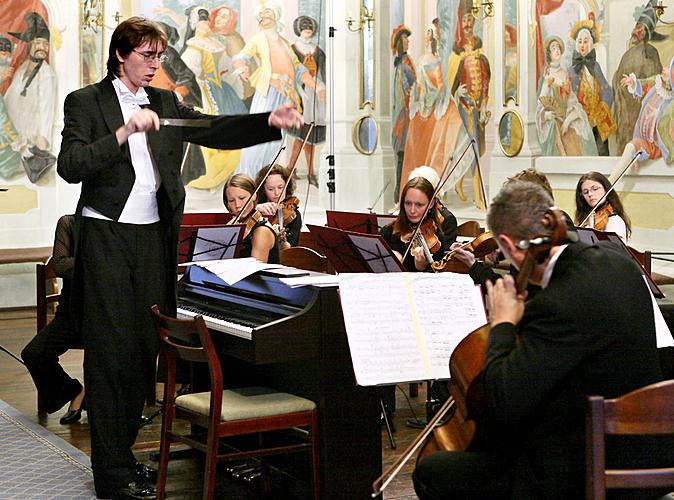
0, 399, 95, 499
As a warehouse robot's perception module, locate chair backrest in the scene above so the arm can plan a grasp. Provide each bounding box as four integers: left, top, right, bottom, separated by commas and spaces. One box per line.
586, 380, 674, 499
627, 246, 652, 274
150, 305, 223, 394
456, 220, 484, 237
281, 246, 330, 274
36, 256, 59, 333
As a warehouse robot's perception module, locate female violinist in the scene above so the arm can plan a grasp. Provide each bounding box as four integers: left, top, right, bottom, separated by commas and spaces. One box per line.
574, 171, 631, 241
254, 163, 301, 250
222, 173, 280, 264
379, 176, 457, 271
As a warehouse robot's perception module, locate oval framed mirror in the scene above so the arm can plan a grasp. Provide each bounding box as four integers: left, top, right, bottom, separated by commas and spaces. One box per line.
352, 115, 378, 155
498, 110, 524, 157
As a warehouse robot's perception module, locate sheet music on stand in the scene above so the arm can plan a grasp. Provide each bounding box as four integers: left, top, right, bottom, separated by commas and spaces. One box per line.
339, 273, 487, 386
306, 224, 404, 273
191, 225, 245, 261
326, 210, 396, 234
575, 227, 664, 298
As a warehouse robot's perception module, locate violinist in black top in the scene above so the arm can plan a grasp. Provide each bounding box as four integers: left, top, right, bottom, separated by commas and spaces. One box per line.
223, 173, 280, 264
254, 163, 301, 250
380, 176, 457, 271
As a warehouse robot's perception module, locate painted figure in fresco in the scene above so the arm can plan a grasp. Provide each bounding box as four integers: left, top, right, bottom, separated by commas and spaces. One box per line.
391, 25, 415, 201
610, 57, 674, 183
233, 0, 325, 179
567, 17, 616, 156
209, 5, 256, 108
400, 19, 468, 195
536, 36, 597, 156
0, 34, 21, 180
182, 9, 248, 190
0, 35, 13, 85
289, 15, 326, 188
504, 24, 518, 103
613, 0, 665, 154
5, 11, 57, 183
447, 0, 491, 209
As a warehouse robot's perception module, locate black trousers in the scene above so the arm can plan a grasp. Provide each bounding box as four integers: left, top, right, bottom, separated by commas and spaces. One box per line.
21, 311, 82, 414
80, 218, 170, 497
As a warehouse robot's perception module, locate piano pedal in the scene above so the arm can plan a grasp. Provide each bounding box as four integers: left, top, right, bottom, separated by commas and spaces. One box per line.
232, 466, 259, 479
226, 462, 254, 474
242, 470, 262, 482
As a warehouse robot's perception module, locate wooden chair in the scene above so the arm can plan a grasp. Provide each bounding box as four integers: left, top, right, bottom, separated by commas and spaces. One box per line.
586, 380, 674, 500
36, 257, 60, 333
150, 305, 320, 500
280, 246, 330, 274
456, 220, 484, 237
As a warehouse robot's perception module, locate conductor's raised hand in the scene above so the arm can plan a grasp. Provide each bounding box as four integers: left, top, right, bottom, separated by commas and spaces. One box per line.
268, 104, 303, 130
486, 274, 526, 327
116, 108, 159, 145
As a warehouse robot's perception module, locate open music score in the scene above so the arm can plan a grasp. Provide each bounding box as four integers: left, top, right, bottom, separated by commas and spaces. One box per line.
339, 273, 487, 386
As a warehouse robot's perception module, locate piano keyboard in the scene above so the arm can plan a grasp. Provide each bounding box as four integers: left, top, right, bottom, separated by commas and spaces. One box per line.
176, 305, 254, 340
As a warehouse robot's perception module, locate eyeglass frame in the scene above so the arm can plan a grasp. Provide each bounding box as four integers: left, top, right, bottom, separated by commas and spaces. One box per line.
132, 49, 167, 63
581, 185, 604, 197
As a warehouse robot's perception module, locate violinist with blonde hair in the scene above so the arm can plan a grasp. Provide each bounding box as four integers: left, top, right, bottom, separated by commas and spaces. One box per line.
223, 173, 280, 264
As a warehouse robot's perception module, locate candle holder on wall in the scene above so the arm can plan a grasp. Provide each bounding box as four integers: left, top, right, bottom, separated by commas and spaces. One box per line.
472, 0, 495, 18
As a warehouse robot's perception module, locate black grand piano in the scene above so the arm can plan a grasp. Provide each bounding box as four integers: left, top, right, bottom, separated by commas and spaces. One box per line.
176, 264, 381, 499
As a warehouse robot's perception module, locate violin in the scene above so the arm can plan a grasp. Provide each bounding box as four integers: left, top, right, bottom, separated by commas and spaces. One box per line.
279, 195, 300, 226
431, 231, 497, 272
400, 218, 442, 268
581, 202, 614, 231
372, 208, 570, 496
234, 209, 265, 240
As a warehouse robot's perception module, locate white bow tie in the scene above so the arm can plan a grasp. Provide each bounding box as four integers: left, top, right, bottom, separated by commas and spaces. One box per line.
119, 91, 150, 107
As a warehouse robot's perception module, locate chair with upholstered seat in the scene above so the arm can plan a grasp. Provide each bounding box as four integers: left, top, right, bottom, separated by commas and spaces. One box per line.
150, 305, 320, 500
586, 380, 674, 500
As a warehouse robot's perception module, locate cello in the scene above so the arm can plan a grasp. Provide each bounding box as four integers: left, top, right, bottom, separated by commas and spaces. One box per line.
371, 208, 570, 496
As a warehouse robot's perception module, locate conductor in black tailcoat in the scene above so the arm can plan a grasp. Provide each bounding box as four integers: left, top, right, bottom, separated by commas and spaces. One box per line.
414, 181, 674, 499
57, 17, 302, 500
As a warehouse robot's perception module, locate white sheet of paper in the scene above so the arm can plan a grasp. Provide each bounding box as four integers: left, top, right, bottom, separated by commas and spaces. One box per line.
644, 277, 674, 347
280, 275, 340, 287
197, 257, 263, 285
338, 273, 487, 386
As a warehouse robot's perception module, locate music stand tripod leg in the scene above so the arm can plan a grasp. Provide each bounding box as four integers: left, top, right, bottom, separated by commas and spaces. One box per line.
380, 399, 396, 449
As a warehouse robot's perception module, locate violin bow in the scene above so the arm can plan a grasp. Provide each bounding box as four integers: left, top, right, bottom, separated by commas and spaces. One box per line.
278, 122, 315, 213
400, 139, 476, 264
371, 397, 456, 496
579, 150, 640, 228
230, 145, 286, 225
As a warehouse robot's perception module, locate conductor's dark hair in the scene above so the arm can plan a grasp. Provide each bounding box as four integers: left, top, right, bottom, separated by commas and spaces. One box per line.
106, 16, 167, 77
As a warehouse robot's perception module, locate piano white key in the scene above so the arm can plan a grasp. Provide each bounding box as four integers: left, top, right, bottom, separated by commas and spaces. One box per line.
176, 307, 253, 340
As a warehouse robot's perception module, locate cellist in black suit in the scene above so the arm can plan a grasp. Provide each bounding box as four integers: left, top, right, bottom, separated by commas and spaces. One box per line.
414, 180, 674, 500
57, 17, 302, 500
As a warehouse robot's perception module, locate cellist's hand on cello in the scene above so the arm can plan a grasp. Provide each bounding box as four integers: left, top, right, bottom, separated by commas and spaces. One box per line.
486, 275, 526, 326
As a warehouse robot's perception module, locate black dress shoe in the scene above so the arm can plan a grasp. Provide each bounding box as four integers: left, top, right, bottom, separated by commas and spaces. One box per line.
135, 462, 157, 484
112, 480, 156, 500
59, 397, 86, 425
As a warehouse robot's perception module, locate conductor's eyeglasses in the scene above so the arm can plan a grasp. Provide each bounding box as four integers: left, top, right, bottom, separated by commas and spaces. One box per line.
133, 49, 167, 63
581, 185, 603, 196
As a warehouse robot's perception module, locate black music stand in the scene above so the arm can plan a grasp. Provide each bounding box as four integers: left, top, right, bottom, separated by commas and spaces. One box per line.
306, 224, 404, 273
575, 227, 664, 298
191, 225, 246, 261
326, 210, 396, 235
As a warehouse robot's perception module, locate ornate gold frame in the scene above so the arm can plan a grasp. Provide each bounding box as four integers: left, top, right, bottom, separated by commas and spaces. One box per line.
79, 0, 106, 87
352, 115, 378, 155
497, 110, 524, 157
503, 0, 519, 106
358, 0, 375, 109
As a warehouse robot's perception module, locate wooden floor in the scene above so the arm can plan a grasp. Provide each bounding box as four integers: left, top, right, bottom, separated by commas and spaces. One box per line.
0, 308, 424, 499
